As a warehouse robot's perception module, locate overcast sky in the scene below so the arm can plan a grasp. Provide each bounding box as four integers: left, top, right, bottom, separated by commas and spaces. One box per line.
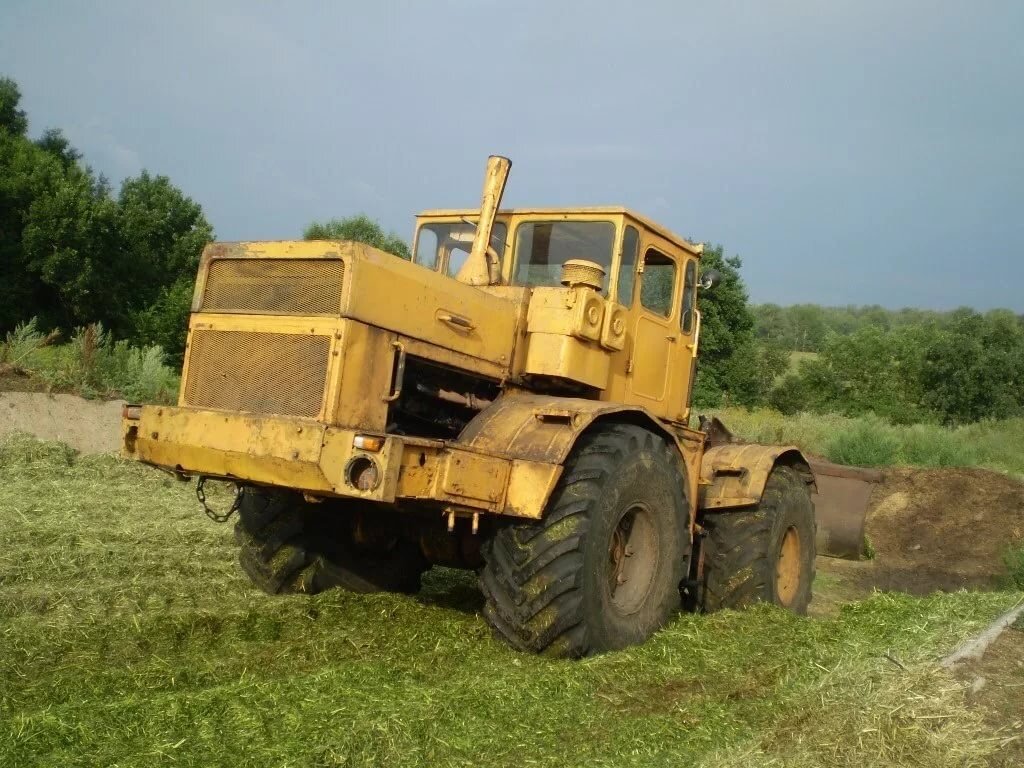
2, 1, 1021, 310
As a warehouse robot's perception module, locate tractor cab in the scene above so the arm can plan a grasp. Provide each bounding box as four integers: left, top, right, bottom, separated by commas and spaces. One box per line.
413, 207, 705, 423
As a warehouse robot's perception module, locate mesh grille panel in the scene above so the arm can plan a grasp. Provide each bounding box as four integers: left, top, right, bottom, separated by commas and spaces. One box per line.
202, 259, 345, 314
184, 330, 330, 417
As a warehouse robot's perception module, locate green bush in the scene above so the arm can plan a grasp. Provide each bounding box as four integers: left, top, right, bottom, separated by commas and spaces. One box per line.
768, 312, 1024, 426
899, 424, 980, 467
3, 318, 178, 403
825, 417, 901, 467
1002, 545, 1024, 590
0, 318, 59, 372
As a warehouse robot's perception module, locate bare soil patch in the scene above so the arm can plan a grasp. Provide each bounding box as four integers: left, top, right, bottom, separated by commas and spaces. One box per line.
0, 368, 48, 394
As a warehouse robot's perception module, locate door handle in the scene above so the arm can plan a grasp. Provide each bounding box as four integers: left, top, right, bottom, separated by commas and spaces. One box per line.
382, 341, 406, 402
666, 335, 677, 343
437, 312, 476, 331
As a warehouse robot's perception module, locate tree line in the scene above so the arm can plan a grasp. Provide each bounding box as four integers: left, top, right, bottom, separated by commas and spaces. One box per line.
767, 309, 1024, 425
753, 302, 1024, 353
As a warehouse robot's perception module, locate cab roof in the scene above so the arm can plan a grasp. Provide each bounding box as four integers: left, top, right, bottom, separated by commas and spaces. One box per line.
415, 206, 704, 257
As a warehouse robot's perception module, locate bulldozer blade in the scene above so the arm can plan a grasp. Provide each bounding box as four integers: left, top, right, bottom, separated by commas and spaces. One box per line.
807, 458, 883, 560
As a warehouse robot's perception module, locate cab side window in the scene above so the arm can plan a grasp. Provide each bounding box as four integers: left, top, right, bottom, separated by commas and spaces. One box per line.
681, 260, 697, 333
617, 226, 639, 305
639, 249, 676, 317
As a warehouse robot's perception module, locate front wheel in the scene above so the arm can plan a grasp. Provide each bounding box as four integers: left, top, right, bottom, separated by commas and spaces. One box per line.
479, 424, 691, 657
699, 465, 816, 614
234, 487, 428, 595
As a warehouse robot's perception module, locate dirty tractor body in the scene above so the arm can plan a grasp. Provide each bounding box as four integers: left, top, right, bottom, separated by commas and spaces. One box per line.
123, 157, 854, 656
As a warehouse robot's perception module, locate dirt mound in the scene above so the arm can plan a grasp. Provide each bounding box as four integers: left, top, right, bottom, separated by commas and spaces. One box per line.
867, 467, 1024, 591
817, 467, 1024, 606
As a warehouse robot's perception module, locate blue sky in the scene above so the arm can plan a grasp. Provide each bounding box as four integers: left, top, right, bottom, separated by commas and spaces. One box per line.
2, 1, 1021, 310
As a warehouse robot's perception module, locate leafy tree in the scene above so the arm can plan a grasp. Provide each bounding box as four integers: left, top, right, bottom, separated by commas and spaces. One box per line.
116, 172, 212, 356
21, 168, 122, 330
693, 245, 787, 407
0, 76, 27, 135
769, 310, 1024, 425
304, 214, 410, 259
35, 128, 82, 169
919, 310, 1024, 424
131, 278, 196, 364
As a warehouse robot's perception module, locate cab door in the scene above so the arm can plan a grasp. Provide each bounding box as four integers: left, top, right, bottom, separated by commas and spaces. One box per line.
625, 241, 680, 417
669, 258, 699, 423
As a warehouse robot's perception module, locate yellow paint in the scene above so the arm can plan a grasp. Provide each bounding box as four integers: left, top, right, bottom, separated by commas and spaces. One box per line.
126, 158, 812, 534
699, 443, 813, 511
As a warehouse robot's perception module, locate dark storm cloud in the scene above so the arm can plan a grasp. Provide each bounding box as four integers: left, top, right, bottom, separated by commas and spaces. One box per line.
2, 0, 1021, 309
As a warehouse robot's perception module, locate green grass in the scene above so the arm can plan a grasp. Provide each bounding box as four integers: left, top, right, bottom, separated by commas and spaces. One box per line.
0, 434, 1020, 766
0, 318, 179, 403
703, 407, 1024, 476
785, 350, 820, 377
1003, 545, 1024, 590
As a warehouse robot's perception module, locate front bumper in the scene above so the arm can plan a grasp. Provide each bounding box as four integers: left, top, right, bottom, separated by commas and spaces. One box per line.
122, 406, 559, 519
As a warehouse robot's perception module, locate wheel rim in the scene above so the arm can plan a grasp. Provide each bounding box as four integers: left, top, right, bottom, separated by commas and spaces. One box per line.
775, 526, 802, 606
606, 503, 659, 614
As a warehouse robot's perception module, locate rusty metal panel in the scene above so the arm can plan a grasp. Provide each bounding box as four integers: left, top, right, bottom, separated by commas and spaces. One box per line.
698, 443, 813, 510
183, 329, 330, 418
808, 459, 883, 560
201, 258, 345, 315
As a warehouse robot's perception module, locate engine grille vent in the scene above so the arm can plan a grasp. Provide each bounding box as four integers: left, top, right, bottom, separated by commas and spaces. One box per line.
183, 329, 330, 418
201, 258, 345, 315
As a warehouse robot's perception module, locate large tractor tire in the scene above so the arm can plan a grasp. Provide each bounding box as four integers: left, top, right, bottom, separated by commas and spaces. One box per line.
700, 465, 815, 614
479, 424, 690, 658
234, 487, 428, 595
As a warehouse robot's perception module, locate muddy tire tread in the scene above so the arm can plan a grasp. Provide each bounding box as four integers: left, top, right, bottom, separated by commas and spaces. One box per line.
701, 465, 815, 614
480, 424, 686, 657
234, 488, 427, 595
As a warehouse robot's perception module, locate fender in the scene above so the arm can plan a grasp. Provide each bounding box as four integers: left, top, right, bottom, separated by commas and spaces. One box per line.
698, 443, 815, 512
456, 391, 704, 519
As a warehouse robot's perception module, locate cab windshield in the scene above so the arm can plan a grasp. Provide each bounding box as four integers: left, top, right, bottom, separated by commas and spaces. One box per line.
414, 221, 508, 277
513, 221, 616, 292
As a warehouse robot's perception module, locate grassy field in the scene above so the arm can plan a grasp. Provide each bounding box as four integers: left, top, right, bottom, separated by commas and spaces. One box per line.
1, 434, 1021, 767
705, 407, 1024, 478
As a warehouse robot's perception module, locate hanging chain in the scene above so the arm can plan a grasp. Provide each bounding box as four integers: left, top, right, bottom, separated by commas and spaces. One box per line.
196, 476, 241, 523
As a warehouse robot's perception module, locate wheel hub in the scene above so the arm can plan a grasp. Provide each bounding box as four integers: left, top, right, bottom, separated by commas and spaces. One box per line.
607, 504, 659, 613
775, 526, 802, 606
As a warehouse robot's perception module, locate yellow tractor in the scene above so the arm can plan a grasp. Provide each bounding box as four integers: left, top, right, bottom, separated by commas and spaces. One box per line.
122, 156, 864, 657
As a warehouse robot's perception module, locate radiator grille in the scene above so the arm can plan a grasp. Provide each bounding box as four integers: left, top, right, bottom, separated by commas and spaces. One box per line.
201, 258, 345, 315
183, 330, 330, 418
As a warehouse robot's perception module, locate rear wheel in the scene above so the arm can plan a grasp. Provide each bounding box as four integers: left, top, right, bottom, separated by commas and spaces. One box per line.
479, 424, 690, 657
234, 487, 428, 595
700, 465, 815, 614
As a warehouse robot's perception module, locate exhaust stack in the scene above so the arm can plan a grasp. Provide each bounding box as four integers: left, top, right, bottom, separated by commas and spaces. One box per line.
457, 155, 511, 286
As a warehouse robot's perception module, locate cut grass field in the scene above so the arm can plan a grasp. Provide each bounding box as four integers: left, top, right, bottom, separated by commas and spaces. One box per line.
1, 433, 1021, 767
